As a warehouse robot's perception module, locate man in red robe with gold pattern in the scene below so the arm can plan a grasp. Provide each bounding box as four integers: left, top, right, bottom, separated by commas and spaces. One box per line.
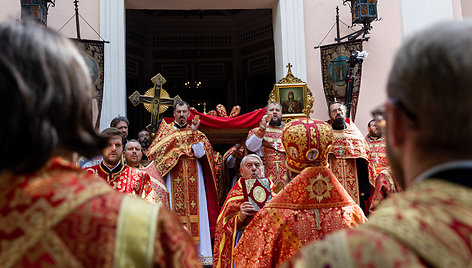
246, 102, 286, 193
213, 154, 264, 268
369, 167, 402, 213
366, 119, 389, 177
328, 102, 375, 215
86, 128, 148, 197
147, 101, 219, 266
234, 119, 366, 267
283, 20, 472, 268
0, 20, 200, 267
218, 143, 245, 207
123, 139, 170, 208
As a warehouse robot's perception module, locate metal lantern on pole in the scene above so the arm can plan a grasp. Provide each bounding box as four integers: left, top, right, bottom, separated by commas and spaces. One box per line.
349, 0, 378, 25
20, 0, 55, 25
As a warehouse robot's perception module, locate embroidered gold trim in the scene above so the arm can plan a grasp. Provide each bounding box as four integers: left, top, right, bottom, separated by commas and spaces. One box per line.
0, 180, 112, 268
114, 195, 160, 268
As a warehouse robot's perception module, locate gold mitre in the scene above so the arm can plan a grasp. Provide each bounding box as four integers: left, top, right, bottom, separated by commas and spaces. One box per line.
282, 119, 333, 172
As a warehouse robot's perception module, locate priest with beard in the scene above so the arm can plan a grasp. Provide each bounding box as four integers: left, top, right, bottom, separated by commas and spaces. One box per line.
124, 139, 170, 208
86, 128, 149, 197
327, 102, 375, 215
366, 119, 389, 177
146, 100, 219, 266
246, 102, 287, 193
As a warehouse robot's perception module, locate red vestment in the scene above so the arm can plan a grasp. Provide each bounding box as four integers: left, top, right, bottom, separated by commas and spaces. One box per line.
218, 146, 244, 207
0, 157, 201, 267
369, 167, 402, 213
283, 178, 472, 267
366, 136, 389, 177
140, 161, 171, 209
86, 162, 147, 197
328, 122, 375, 208
146, 121, 219, 243
234, 166, 366, 267
213, 177, 253, 268
246, 126, 287, 189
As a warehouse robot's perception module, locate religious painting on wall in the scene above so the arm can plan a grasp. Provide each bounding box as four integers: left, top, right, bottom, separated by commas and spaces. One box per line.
269, 63, 314, 122
320, 39, 363, 121
71, 39, 105, 130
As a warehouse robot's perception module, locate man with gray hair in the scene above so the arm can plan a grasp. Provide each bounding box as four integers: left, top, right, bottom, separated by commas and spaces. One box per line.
284, 20, 472, 267
213, 154, 265, 267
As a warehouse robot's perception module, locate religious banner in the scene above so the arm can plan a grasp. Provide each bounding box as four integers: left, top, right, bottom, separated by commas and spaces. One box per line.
72, 39, 105, 129
320, 40, 363, 121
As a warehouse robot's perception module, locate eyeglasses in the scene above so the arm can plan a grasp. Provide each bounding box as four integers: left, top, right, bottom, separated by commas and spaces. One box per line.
371, 105, 386, 131
371, 98, 417, 130
390, 98, 417, 122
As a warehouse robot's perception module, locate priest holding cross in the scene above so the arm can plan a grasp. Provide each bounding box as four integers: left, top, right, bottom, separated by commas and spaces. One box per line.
128, 73, 181, 135
144, 94, 219, 266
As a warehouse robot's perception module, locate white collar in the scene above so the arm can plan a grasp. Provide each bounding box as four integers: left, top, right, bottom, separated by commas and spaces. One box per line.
413, 159, 472, 184
173, 121, 187, 129
102, 160, 121, 172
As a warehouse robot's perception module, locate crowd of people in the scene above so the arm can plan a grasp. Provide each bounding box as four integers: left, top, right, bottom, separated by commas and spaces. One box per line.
1, 18, 472, 268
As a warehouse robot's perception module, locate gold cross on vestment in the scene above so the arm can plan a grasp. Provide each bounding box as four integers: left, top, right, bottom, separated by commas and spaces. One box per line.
128, 73, 181, 134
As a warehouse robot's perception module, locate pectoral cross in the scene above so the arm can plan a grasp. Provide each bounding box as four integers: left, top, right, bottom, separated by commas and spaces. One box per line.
129, 73, 181, 134
273, 141, 280, 149
374, 154, 380, 164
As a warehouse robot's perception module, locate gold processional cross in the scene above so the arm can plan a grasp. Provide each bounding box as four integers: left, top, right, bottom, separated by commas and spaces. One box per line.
128, 73, 181, 135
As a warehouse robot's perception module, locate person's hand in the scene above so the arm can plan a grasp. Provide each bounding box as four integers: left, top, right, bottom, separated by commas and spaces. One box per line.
260, 114, 272, 129
239, 201, 256, 221
233, 143, 244, 159
191, 115, 200, 131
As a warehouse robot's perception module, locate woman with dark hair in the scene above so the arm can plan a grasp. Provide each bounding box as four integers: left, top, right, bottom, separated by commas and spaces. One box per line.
0, 21, 200, 267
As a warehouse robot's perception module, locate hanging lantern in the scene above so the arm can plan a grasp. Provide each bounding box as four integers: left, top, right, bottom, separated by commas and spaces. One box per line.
20, 0, 55, 25
347, 0, 378, 25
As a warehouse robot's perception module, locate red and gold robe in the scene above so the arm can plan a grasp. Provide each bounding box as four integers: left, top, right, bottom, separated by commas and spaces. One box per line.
86, 162, 147, 197
283, 178, 472, 268
139, 161, 170, 209
0, 157, 201, 267
213, 177, 253, 268
366, 136, 389, 177
147, 121, 219, 244
328, 122, 375, 207
246, 125, 287, 191
218, 146, 243, 207
369, 167, 402, 213
234, 166, 366, 268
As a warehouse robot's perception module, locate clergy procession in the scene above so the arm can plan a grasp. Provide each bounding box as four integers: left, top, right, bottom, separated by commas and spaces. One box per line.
2, 0, 472, 267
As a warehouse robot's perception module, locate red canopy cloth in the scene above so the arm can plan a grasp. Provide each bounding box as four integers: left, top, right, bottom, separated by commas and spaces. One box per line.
164, 108, 265, 129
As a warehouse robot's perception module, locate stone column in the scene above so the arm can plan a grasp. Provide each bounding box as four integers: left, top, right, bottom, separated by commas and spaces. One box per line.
400, 0, 454, 38
99, 0, 126, 130
273, 0, 307, 81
